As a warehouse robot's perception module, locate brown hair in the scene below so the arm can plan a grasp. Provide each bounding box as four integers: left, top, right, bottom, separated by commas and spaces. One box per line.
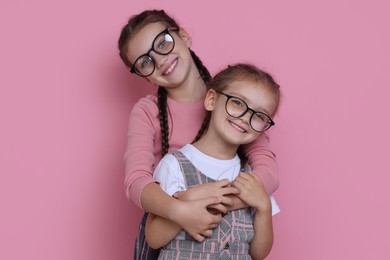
118, 10, 212, 156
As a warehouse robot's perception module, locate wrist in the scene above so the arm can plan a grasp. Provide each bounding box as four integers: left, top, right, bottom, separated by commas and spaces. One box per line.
166, 199, 185, 223
255, 204, 272, 215
254, 200, 272, 213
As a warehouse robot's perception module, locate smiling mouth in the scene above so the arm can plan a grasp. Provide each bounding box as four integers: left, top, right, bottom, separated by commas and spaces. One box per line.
163, 58, 178, 75
229, 120, 246, 133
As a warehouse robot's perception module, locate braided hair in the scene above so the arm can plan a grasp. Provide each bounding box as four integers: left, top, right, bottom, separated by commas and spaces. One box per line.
158, 49, 211, 156
118, 10, 212, 157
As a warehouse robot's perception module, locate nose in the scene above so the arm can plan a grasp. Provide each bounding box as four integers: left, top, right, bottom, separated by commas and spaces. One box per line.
149, 51, 168, 69
240, 110, 252, 124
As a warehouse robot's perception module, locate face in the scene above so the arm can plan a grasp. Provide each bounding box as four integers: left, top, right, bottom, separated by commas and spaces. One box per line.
205, 80, 277, 146
126, 22, 194, 88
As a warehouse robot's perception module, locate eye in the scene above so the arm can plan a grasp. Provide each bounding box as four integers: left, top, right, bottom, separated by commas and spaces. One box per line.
158, 39, 167, 49
156, 34, 173, 50
254, 113, 267, 122
139, 56, 152, 69
230, 98, 245, 108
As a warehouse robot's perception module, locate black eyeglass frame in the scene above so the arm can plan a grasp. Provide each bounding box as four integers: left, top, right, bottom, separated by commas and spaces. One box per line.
130, 27, 179, 77
216, 91, 275, 132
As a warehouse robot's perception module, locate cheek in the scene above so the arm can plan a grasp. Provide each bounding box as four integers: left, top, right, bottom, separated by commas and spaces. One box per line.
245, 132, 261, 144
145, 77, 155, 85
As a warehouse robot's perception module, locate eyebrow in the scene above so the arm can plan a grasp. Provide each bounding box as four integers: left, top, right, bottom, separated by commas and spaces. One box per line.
224, 92, 270, 115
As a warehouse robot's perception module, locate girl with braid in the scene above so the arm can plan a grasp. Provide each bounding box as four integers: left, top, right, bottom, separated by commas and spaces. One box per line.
118, 10, 279, 260
145, 63, 281, 259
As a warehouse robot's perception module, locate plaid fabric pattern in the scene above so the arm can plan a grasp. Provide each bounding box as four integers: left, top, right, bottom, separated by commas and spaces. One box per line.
133, 212, 161, 260
158, 151, 254, 260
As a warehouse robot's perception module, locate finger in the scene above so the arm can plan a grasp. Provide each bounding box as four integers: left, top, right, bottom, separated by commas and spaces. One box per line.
209, 211, 223, 224
237, 173, 254, 185
201, 196, 223, 207
220, 195, 234, 207
221, 186, 240, 195
231, 180, 247, 192
248, 172, 262, 183
172, 191, 181, 198
232, 177, 246, 187
215, 179, 230, 187
207, 208, 222, 215
233, 175, 246, 184
231, 182, 244, 191
201, 229, 213, 238
208, 203, 227, 214
192, 233, 206, 242
238, 172, 253, 181
209, 223, 219, 229
230, 180, 239, 188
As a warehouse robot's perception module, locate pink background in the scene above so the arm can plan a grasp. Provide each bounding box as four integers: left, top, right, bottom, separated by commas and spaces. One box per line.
1, 0, 389, 259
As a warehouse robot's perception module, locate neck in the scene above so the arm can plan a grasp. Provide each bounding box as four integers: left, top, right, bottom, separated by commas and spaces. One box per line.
166, 62, 207, 104
193, 131, 238, 160
168, 78, 206, 103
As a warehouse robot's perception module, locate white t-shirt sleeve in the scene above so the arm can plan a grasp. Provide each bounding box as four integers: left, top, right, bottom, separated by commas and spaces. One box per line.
269, 194, 280, 216
153, 154, 186, 196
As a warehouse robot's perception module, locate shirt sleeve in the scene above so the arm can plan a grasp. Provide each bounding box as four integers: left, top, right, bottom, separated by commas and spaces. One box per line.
123, 97, 159, 209
269, 194, 280, 216
153, 154, 186, 196
242, 133, 279, 195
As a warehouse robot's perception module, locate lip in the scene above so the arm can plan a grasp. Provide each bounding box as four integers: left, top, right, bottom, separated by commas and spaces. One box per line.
162, 58, 178, 76
228, 120, 247, 133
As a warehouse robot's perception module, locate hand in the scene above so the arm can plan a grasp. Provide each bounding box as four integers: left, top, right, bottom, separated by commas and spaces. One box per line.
231, 172, 271, 212
173, 179, 240, 214
173, 196, 225, 242
173, 179, 240, 202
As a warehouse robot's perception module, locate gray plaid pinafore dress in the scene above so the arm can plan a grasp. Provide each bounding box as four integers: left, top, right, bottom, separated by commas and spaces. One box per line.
158, 151, 255, 260
133, 211, 160, 260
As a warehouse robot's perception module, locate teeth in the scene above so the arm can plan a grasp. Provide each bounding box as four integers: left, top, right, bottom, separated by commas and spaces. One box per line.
164, 59, 177, 75
230, 121, 245, 132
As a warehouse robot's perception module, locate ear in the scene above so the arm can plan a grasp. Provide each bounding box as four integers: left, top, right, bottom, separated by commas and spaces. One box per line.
204, 89, 217, 111
178, 27, 192, 48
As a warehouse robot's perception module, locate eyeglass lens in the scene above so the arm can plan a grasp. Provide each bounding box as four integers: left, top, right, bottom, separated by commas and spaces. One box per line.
133, 30, 175, 76
226, 97, 272, 132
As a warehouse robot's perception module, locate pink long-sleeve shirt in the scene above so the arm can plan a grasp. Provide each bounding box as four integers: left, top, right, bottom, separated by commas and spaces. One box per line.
124, 95, 279, 209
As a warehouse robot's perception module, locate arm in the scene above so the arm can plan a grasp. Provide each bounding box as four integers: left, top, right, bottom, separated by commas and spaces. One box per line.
124, 97, 161, 208
242, 133, 279, 195
144, 181, 241, 248
232, 172, 274, 260
250, 206, 273, 260
145, 213, 183, 249
124, 98, 223, 241
172, 180, 242, 214
145, 196, 223, 249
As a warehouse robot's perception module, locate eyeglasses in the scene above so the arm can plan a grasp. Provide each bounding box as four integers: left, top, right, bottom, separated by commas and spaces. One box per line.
130, 27, 179, 77
217, 91, 275, 132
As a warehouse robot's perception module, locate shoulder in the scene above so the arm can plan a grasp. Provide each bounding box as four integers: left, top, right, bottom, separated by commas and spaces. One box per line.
158, 147, 192, 173
160, 153, 178, 165
129, 95, 159, 120
154, 153, 180, 178
131, 95, 158, 113
127, 95, 160, 132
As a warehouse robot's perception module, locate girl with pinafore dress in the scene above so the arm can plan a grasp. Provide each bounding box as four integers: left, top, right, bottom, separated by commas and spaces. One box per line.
146, 64, 281, 259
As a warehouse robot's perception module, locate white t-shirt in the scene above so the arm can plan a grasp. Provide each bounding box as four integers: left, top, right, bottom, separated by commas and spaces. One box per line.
153, 144, 280, 239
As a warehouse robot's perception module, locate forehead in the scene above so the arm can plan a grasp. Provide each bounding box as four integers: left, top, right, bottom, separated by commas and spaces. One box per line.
223, 80, 277, 115
126, 22, 167, 63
